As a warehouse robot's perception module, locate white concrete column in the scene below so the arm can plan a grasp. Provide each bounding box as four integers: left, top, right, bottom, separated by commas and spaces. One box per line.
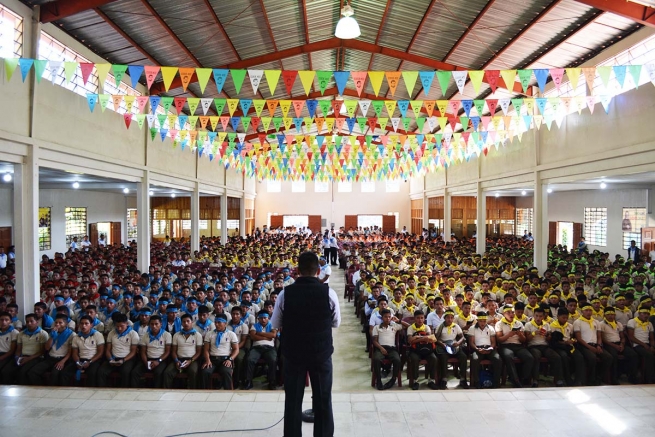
444, 192, 452, 242
136, 171, 150, 273
13, 147, 39, 319
239, 197, 246, 238
423, 195, 429, 230
190, 183, 200, 252
476, 185, 486, 255
220, 194, 228, 245
533, 173, 548, 272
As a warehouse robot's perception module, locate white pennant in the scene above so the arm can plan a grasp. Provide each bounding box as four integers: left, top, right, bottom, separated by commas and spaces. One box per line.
391, 117, 400, 132
358, 100, 371, 117
452, 71, 468, 95
47, 61, 63, 83
644, 63, 655, 86
499, 99, 511, 116
443, 131, 452, 146
146, 114, 156, 127
248, 70, 264, 94
200, 98, 213, 115
586, 96, 596, 114
427, 117, 437, 131
533, 115, 543, 130
237, 133, 246, 144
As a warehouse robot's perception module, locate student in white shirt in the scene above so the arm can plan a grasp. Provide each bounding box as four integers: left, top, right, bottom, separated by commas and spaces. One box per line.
244, 311, 278, 390
27, 314, 73, 386
318, 257, 331, 284
0, 311, 19, 384
131, 315, 172, 388
98, 234, 107, 247
200, 314, 238, 389
163, 314, 203, 389
97, 313, 139, 387
573, 303, 612, 386
601, 307, 638, 384
81, 235, 92, 250
435, 308, 468, 389
467, 312, 502, 388
627, 306, 655, 383
371, 309, 402, 390
524, 307, 564, 387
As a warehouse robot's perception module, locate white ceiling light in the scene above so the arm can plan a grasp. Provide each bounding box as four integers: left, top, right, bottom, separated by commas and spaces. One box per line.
171, 193, 176, 198
521, 190, 526, 196
600, 182, 607, 189
2, 174, 11, 182
495, 193, 499, 198
123, 188, 129, 194
72, 182, 80, 189
149, 190, 154, 196
335, 2, 361, 39
547, 188, 553, 194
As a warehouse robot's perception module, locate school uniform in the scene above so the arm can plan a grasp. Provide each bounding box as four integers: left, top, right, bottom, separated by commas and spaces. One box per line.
11, 328, 50, 385
371, 322, 402, 386
614, 307, 633, 326
27, 328, 74, 386
0, 327, 19, 384
200, 329, 238, 389
524, 321, 563, 384
600, 320, 638, 384
435, 323, 467, 383
407, 324, 437, 383
426, 311, 446, 331
549, 321, 585, 386
131, 330, 173, 388
64, 330, 105, 386
572, 317, 612, 385
163, 330, 203, 389
246, 322, 278, 387
495, 318, 534, 385
98, 328, 140, 387
467, 324, 501, 387
626, 318, 655, 383
454, 314, 476, 332
226, 321, 249, 386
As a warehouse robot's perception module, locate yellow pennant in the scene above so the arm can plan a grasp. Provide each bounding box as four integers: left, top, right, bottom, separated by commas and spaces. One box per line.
96, 63, 112, 92
565, 68, 581, 91
436, 100, 448, 116
500, 70, 516, 92
196, 68, 212, 94
468, 70, 485, 95
124, 95, 135, 113
325, 117, 335, 131
298, 71, 316, 96
160, 66, 178, 92
187, 98, 200, 115
209, 116, 219, 131
264, 70, 281, 96
402, 71, 419, 97
283, 117, 293, 131
227, 99, 239, 116
384, 100, 396, 117
279, 100, 292, 118
368, 71, 385, 96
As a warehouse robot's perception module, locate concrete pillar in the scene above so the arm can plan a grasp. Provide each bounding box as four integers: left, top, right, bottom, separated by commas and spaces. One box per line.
239, 197, 246, 238
533, 173, 548, 272
13, 147, 39, 319
221, 194, 228, 246
444, 192, 452, 242
136, 171, 150, 273
476, 184, 486, 255
423, 195, 429, 230
190, 183, 200, 252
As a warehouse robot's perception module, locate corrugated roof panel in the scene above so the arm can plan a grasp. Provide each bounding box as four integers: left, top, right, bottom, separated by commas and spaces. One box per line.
346, 0, 389, 45
208, 0, 276, 60
378, 0, 434, 51
262, 0, 306, 50
411, 0, 489, 62
305, 0, 340, 43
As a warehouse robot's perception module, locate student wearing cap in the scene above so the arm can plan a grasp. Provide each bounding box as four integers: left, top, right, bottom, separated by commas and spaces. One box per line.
371, 309, 402, 390
407, 310, 438, 390
200, 313, 239, 389
550, 308, 584, 386
27, 314, 73, 385
97, 313, 139, 387
495, 305, 534, 387
626, 306, 655, 383
163, 314, 203, 389
601, 307, 638, 384
435, 308, 468, 389
244, 310, 278, 390
63, 315, 105, 387
524, 308, 564, 387
467, 312, 501, 388
130, 315, 172, 388
573, 303, 612, 385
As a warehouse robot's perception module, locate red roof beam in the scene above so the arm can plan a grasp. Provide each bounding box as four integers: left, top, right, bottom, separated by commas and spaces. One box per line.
40, 0, 120, 23
573, 0, 655, 27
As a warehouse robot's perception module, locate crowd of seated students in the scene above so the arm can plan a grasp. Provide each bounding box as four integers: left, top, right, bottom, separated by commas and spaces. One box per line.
347, 235, 655, 390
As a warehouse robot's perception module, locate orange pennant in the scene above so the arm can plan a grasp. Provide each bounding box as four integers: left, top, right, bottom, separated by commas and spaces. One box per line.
179, 67, 195, 91
385, 71, 402, 96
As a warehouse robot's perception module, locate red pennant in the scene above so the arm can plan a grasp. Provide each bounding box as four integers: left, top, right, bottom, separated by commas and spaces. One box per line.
144, 65, 160, 89
250, 117, 261, 131
367, 117, 377, 132
486, 99, 498, 115
258, 134, 267, 144
483, 148, 488, 156
281, 70, 298, 95
80, 63, 94, 85
448, 116, 457, 130
484, 70, 500, 94
357, 136, 366, 147
331, 100, 343, 115
174, 97, 186, 115
123, 113, 132, 129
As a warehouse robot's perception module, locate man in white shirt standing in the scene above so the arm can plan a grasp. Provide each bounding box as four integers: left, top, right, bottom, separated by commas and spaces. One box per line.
0, 247, 7, 274
318, 257, 331, 284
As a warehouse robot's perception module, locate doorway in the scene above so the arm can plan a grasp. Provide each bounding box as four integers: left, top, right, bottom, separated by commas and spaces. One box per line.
557, 222, 574, 249
97, 222, 111, 245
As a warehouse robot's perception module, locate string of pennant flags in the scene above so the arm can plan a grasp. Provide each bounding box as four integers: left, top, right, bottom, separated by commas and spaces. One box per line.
5, 57, 655, 97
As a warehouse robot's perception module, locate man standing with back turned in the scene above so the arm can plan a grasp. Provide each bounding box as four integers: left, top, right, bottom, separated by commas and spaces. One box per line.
271, 251, 341, 437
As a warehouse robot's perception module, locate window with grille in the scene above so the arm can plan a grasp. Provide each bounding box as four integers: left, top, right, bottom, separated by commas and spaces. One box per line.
0, 4, 23, 58
182, 220, 208, 230
584, 207, 607, 247
65, 207, 87, 245
153, 220, 167, 236
127, 208, 137, 241
38, 207, 51, 251
515, 208, 533, 236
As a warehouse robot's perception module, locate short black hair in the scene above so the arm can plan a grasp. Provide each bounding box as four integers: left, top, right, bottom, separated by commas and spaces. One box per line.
180, 314, 192, 321
150, 315, 162, 323
298, 251, 319, 276
113, 313, 128, 324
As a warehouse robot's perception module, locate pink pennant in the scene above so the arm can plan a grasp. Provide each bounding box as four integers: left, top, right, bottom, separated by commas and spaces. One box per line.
447, 100, 461, 115
550, 68, 565, 92
220, 116, 230, 131
292, 100, 304, 117
144, 66, 161, 89
136, 96, 149, 113
351, 71, 368, 96
335, 118, 345, 132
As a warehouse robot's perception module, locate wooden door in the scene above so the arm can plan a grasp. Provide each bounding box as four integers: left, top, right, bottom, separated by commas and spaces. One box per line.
0, 227, 11, 249
382, 215, 396, 233
573, 223, 582, 248
548, 221, 557, 246
344, 215, 358, 231
89, 223, 98, 246
111, 222, 122, 245
270, 215, 283, 229
642, 227, 655, 260
308, 215, 321, 234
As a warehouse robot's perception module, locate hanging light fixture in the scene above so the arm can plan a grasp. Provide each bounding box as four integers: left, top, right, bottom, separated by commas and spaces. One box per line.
335, 1, 361, 40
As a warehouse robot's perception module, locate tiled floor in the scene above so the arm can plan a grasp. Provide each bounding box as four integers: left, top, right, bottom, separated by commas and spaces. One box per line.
2, 272, 655, 436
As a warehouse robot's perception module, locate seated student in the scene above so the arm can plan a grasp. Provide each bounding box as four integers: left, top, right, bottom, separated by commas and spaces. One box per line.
627, 306, 655, 384
573, 303, 613, 386
194, 305, 213, 338
524, 308, 564, 387
454, 302, 476, 332
131, 315, 172, 388
83, 305, 105, 333
163, 314, 203, 389
200, 314, 239, 390
227, 306, 249, 388
495, 305, 534, 388
407, 310, 438, 390
5, 313, 50, 385
467, 312, 501, 388
97, 313, 139, 388
0, 311, 18, 383
613, 295, 633, 326
132, 309, 152, 340
63, 315, 105, 387
550, 308, 584, 386
245, 311, 278, 390
27, 314, 74, 386
435, 308, 468, 389
601, 307, 638, 384
371, 309, 402, 390
426, 297, 446, 331
6, 303, 22, 330
164, 304, 182, 335
33, 302, 54, 333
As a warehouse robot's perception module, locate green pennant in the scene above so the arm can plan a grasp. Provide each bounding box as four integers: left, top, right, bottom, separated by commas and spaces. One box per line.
459, 116, 469, 131
272, 117, 283, 131
316, 71, 332, 94
150, 128, 157, 141
261, 116, 272, 131
372, 100, 384, 117
334, 135, 343, 147
378, 117, 388, 131
230, 69, 247, 94
98, 94, 110, 112
357, 117, 367, 133
517, 69, 533, 92
253, 99, 266, 116
4, 58, 19, 82
473, 100, 485, 116
415, 117, 425, 132
161, 96, 174, 113
303, 117, 314, 129
157, 114, 167, 127
436, 70, 451, 96
112, 64, 128, 86
410, 101, 423, 118
64, 61, 77, 83
33, 60, 47, 83
597, 66, 612, 90
318, 100, 332, 116
227, 132, 237, 144
402, 71, 419, 96
401, 117, 411, 131
241, 116, 251, 132
214, 98, 226, 115
365, 136, 373, 147
628, 65, 642, 89
511, 98, 523, 114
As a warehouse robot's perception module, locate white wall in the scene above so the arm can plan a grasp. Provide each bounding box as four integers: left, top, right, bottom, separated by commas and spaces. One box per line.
0, 188, 13, 227
255, 180, 410, 230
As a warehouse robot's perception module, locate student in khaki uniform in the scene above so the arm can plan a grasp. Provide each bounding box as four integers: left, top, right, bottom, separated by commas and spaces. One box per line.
10, 313, 50, 385
407, 310, 438, 390
97, 313, 140, 387
371, 309, 402, 390
244, 311, 278, 390
573, 303, 612, 385
163, 314, 203, 389
200, 315, 239, 390
467, 312, 501, 388
226, 306, 249, 388
0, 311, 18, 384
435, 308, 468, 389
627, 306, 655, 383
601, 307, 638, 384
64, 315, 105, 387
550, 307, 584, 386
27, 314, 74, 386
495, 305, 534, 387
524, 308, 564, 387
131, 315, 172, 388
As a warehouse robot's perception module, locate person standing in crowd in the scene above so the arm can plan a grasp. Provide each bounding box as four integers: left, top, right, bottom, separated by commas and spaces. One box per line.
271, 251, 341, 437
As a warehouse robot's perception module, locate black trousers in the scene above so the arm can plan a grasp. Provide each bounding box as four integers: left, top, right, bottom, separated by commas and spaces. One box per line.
284, 355, 334, 437
323, 248, 330, 261
329, 248, 338, 265
131, 360, 168, 388
27, 356, 69, 386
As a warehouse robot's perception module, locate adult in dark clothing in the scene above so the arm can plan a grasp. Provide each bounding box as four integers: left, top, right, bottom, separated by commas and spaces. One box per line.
271, 251, 341, 437
627, 240, 641, 263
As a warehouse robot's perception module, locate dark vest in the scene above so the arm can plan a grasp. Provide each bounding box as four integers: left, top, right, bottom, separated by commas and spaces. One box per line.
281, 277, 334, 362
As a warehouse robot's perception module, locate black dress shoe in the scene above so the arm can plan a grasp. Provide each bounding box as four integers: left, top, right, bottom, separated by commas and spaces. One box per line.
427, 381, 439, 390
376, 381, 384, 390
243, 381, 253, 390
411, 382, 419, 390
458, 380, 469, 389
383, 378, 396, 390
